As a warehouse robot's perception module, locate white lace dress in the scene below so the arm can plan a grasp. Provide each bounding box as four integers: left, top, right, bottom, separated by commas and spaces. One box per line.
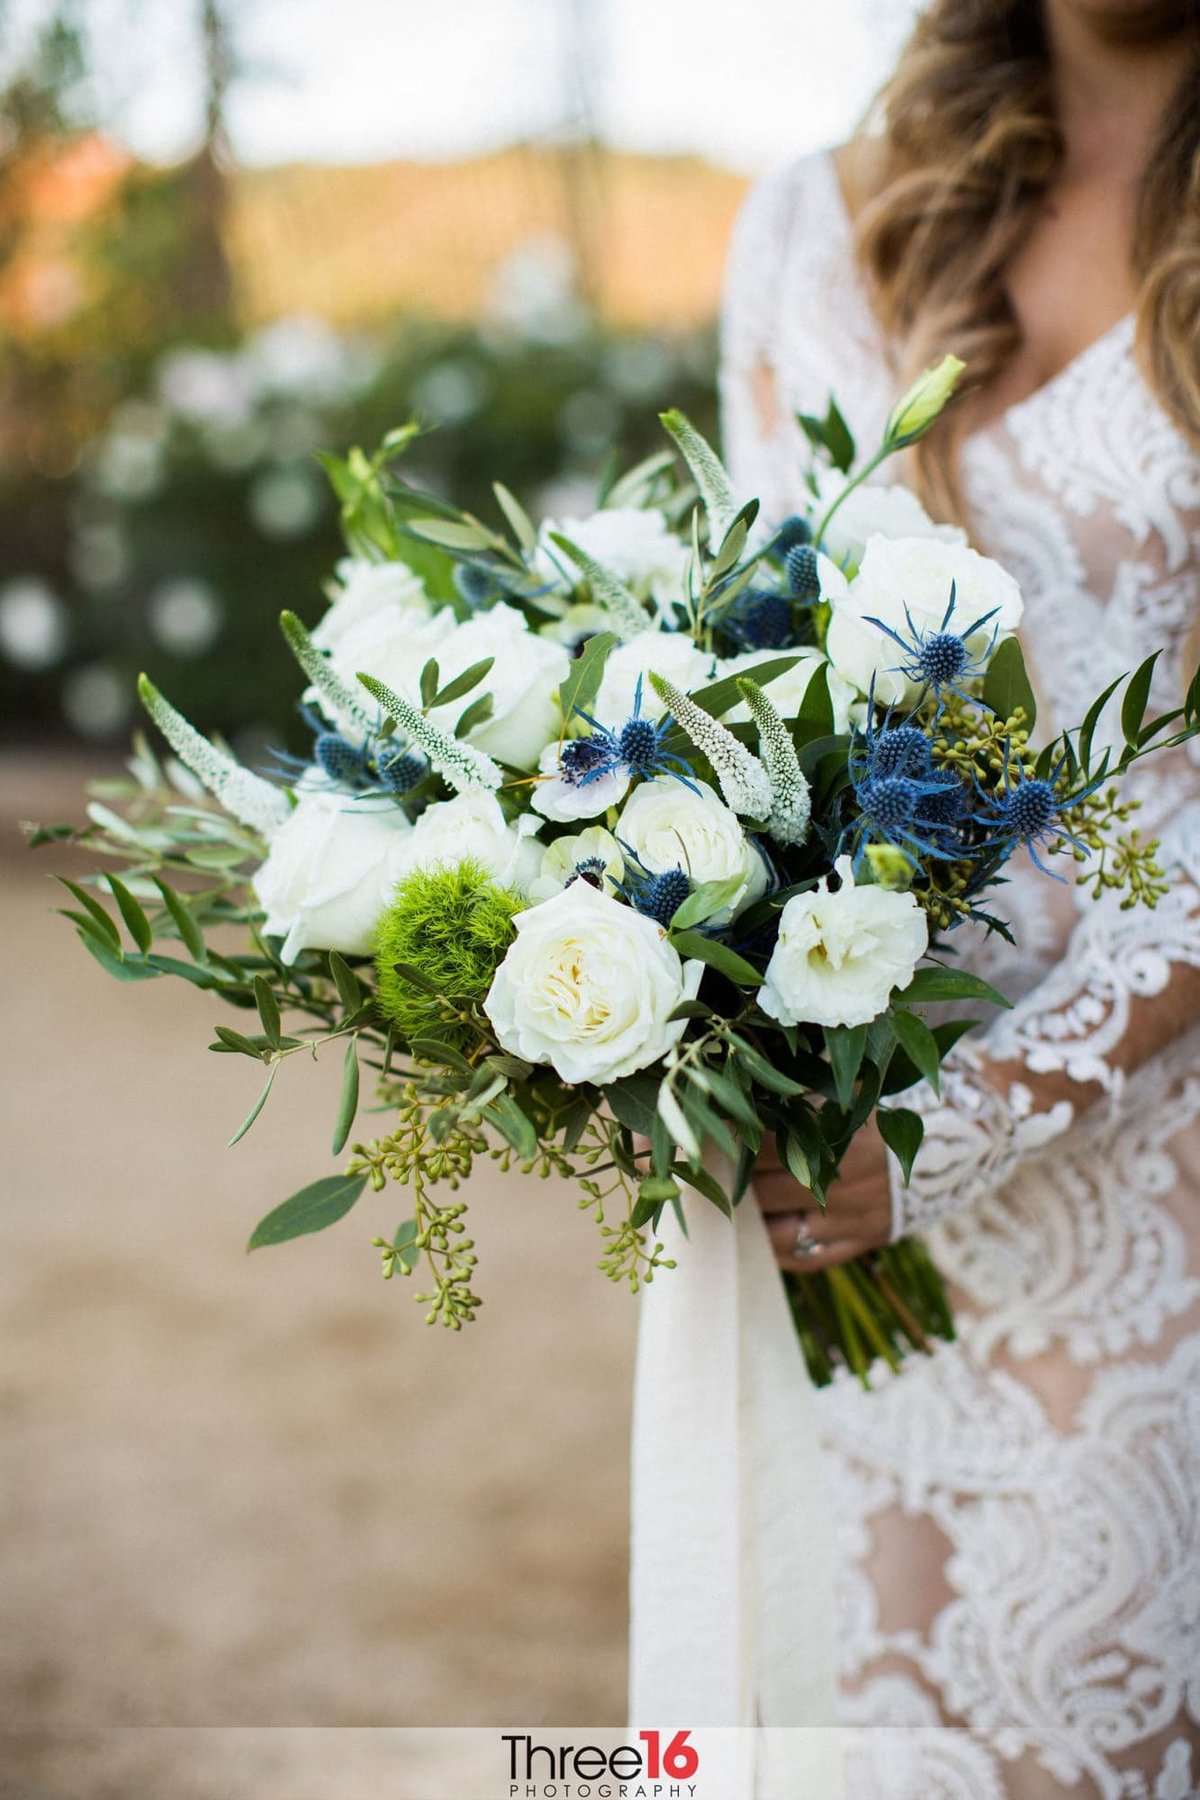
720, 151, 1200, 1800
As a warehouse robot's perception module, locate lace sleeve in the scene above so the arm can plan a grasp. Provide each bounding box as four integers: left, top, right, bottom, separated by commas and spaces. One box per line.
889, 790, 1200, 1238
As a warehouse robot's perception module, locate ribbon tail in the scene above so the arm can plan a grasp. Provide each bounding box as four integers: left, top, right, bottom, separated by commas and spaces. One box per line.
628, 1167, 843, 1797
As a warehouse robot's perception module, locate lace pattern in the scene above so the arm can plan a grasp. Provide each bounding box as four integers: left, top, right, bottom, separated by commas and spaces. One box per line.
721, 149, 1200, 1799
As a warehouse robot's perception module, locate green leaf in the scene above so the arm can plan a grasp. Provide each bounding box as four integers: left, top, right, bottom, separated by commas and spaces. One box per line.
674, 1160, 733, 1215
328, 950, 361, 1014
483, 1094, 539, 1161
213, 1024, 269, 1059
57, 878, 121, 951
1077, 674, 1126, 769
982, 636, 1037, 731
229, 1063, 279, 1146
331, 1037, 360, 1156
557, 629, 618, 725
671, 928, 763, 986
656, 1085, 702, 1163
247, 1173, 367, 1251
795, 662, 834, 737
433, 656, 494, 709
1121, 652, 1161, 747
73, 927, 159, 982
890, 1009, 942, 1097
419, 657, 440, 709
253, 975, 283, 1049
105, 873, 152, 953
826, 1023, 868, 1109
387, 959, 442, 996
153, 879, 206, 963
604, 1074, 660, 1137
391, 1217, 421, 1273
896, 965, 1011, 1009
876, 1107, 924, 1185
454, 692, 495, 736
492, 481, 536, 551
668, 876, 744, 931
410, 1036, 475, 1074
723, 1034, 807, 1097
406, 516, 494, 551
796, 397, 855, 473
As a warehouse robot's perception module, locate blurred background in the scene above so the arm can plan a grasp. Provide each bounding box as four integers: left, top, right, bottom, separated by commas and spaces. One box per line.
1, 1, 915, 1791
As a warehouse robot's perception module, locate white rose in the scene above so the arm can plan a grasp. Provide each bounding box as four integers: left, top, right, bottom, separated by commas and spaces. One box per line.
532, 506, 687, 612
427, 602, 570, 770
254, 788, 412, 963
483, 880, 703, 1084
759, 856, 928, 1029
718, 647, 856, 736
310, 557, 454, 737
528, 826, 624, 903
592, 629, 716, 727
826, 533, 1024, 707
812, 474, 967, 569
397, 790, 542, 894
616, 776, 769, 925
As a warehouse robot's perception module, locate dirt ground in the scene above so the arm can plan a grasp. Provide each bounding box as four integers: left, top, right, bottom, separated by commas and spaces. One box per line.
0, 754, 636, 1798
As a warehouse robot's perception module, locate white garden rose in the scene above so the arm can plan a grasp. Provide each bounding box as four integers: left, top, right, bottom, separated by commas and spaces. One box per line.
528, 826, 624, 903
826, 533, 1024, 707
483, 880, 703, 1084
592, 629, 716, 727
718, 646, 856, 736
532, 506, 688, 612
616, 776, 770, 925
813, 475, 967, 569
254, 787, 413, 963
310, 556, 454, 737
759, 856, 928, 1029
396, 790, 542, 895
427, 602, 570, 770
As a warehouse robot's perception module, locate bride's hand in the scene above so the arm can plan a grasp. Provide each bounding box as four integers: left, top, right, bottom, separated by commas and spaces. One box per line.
756, 1120, 893, 1271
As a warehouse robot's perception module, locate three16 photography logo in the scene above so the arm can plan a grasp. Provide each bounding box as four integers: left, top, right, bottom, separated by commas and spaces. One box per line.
502, 1730, 700, 1798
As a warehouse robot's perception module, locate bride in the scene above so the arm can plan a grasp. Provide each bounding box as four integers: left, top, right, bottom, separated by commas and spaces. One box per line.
721, 0, 1200, 1793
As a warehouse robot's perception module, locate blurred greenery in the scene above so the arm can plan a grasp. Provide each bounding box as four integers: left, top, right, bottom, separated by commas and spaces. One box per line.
0, 4, 719, 755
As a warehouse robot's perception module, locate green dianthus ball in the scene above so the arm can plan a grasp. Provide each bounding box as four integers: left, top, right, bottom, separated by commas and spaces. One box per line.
374, 859, 522, 1049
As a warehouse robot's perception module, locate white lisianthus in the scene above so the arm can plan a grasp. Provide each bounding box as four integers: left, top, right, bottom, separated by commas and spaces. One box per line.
532, 506, 688, 612
528, 826, 624, 903
483, 880, 703, 1084
254, 788, 413, 963
718, 646, 856, 736
532, 738, 630, 822
759, 856, 928, 1029
310, 556, 455, 737
592, 629, 716, 727
616, 776, 770, 925
826, 534, 1024, 707
396, 789, 542, 895
813, 475, 967, 570
428, 602, 570, 770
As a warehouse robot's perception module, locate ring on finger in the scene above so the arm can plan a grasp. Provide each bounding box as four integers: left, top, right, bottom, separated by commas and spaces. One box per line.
792, 1213, 820, 1258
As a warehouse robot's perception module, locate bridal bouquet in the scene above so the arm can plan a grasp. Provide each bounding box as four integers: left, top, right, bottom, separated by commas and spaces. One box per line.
39, 359, 1199, 1385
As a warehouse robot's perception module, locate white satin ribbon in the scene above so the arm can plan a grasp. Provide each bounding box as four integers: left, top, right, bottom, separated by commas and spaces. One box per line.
628, 1170, 843, 1798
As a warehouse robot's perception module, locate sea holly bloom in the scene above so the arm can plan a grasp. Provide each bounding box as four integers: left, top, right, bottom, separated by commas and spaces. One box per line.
615, 775, 770, 925
532, 677, 699, 823
975, 749, 1104, 878
863, 584, 1002, 705
618, 851, 694, 928
847, 708, 971, 867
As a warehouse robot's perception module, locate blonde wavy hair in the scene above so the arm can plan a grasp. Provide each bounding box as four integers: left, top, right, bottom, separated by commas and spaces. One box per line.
854, 0, 1200, 520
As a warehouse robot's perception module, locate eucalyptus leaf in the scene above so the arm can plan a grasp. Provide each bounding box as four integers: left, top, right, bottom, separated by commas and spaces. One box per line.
670, 928, 763, 987
253, 976, 283, 1049
106, 873, 152, 953
331, 1037, 360, 1156
230, 1063, 279, 1147
247, 1172, 367, 1250
557, 630, 618, 725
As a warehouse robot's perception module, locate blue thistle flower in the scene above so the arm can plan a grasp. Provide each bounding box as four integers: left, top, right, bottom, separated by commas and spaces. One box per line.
722, 588, 799, 652
618, 856, 692, 926
866, 722, 933, 780
847, 708, 973, 869
863, 583, 1001, 702
569, 676, 700, 792
973, 747, 1108, 879
774, 515, 812, 555
453, 562, 495, 610
375, 743, 426, 793
785, 544, 821, 601
314, 731, 368, 786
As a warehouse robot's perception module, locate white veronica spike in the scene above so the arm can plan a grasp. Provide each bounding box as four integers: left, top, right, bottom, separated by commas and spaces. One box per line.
734, 677, 812, 846
648, 672, 771, 818
356, 672, 502, 792
549, 533, 649, 641
137, 675, 290, 837
659, 409, 737, 552
279, 610, 377, 739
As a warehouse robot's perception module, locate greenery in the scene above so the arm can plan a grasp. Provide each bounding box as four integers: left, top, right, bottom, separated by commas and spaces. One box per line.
374, 862, 522, 1051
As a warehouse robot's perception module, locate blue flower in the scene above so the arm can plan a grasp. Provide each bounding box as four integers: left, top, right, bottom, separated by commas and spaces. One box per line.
848, 710, 970, 867
314, 731, 368, 786
616, 846, 693, 926
721, 588, 798, 652
453, 561, 495, 610
375, 743, 426, 794
785, 544, 822, 601
773, 514, 812, 555
864, 583, 1001, 702
572, 675, 699, 791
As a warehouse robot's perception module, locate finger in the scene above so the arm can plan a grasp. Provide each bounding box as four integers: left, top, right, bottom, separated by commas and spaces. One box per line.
763, 1208, 847, 1260
754, 1169, 814, 1214
766, 1215, 867, 1272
